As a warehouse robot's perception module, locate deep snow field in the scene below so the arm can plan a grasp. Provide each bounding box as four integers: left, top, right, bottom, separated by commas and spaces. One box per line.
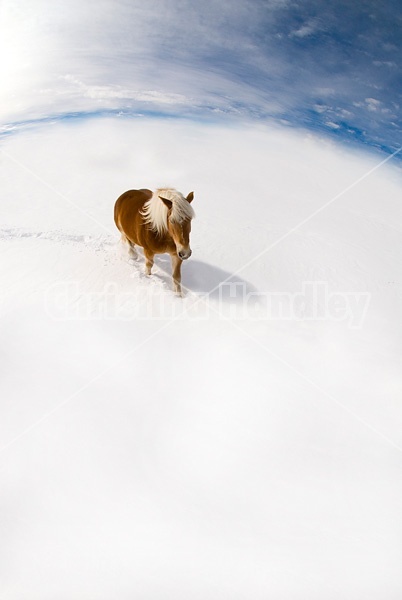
1, 117, 402, 599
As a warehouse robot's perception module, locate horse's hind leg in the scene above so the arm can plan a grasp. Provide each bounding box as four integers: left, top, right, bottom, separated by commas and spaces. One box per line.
144, 249, 154, 276
120, 234, 138, 260
128, 240, 138, 260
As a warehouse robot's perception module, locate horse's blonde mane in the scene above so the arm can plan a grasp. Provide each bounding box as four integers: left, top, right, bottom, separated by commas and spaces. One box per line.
141, 188, 195, 235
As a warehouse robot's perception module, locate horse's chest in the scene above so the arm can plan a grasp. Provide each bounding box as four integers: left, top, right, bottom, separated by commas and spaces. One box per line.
141, 229, 175, 255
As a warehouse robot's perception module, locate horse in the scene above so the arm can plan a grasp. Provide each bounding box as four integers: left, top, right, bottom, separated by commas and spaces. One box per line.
114, 188, 195, 295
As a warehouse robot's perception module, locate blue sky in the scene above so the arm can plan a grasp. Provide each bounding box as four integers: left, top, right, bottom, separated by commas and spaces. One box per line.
1, 0, 401, 153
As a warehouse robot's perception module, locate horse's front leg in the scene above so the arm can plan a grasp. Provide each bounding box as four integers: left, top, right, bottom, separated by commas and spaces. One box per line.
144, 249, 154, 276
171, 253, 183, 296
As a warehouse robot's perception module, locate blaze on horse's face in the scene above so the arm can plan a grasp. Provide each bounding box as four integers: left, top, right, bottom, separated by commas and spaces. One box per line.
160, 193, 194, 260
168, 218, 192, 260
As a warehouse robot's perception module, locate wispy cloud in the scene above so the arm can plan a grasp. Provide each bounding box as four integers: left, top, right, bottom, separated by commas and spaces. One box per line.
1, 0, 402, 151
288, 18, 321, 38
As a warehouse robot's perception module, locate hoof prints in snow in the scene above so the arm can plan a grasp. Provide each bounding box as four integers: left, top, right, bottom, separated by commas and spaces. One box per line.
0, 227, 116, 250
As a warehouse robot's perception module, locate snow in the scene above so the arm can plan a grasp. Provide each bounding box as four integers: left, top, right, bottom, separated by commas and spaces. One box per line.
1, 117, 402, 599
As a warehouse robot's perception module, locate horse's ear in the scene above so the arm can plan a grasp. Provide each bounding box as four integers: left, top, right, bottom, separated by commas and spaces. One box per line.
159, 196, 173, 210
186, 191, 194, 203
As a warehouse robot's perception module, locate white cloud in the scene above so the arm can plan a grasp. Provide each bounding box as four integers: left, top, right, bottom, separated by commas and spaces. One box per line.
0, 0, 400, 151
365, 98, 381, 112
289, 18, 320, 38
0, 0, 294, 123
61, 75, 192, 105
373, 60, 397, 68
313, 104, 329, 114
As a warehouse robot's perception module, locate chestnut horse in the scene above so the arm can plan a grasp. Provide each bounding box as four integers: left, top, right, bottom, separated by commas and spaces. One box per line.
114, 188, 195, 295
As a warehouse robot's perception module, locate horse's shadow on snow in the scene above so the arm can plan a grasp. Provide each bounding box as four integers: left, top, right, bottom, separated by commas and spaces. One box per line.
154, 256, 257, 301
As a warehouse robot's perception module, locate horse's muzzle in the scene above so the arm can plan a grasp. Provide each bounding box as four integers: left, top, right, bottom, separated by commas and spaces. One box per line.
178, 249, 192, 260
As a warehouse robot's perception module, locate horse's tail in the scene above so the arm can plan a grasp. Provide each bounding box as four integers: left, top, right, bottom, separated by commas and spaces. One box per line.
114, 195, 124, 233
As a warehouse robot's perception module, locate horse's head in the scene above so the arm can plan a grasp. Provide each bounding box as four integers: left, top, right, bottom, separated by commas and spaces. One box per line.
159, 192, 194, 260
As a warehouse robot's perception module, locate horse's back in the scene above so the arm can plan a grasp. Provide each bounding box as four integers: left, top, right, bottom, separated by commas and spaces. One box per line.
114, 188, 152, 234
